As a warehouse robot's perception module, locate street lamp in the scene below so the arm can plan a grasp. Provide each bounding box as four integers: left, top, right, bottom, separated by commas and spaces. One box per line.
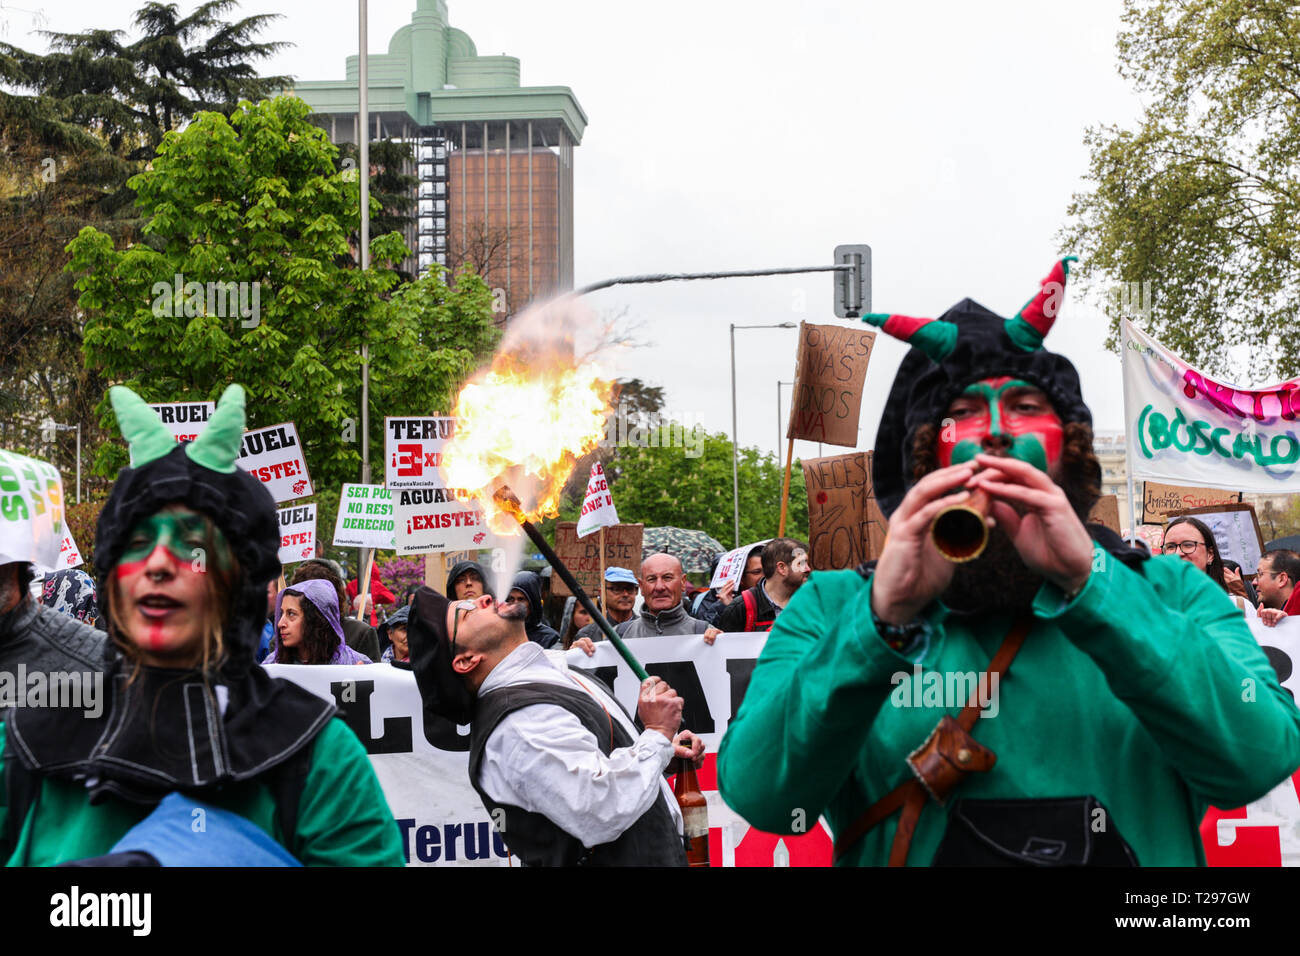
41, 418, 81, 504
731, 322, 797, 548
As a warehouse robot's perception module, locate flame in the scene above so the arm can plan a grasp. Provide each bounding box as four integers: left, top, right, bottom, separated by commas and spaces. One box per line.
440, 298, 614, 533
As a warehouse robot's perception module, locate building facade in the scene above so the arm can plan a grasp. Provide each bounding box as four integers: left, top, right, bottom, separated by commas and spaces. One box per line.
294, 0, 586, 316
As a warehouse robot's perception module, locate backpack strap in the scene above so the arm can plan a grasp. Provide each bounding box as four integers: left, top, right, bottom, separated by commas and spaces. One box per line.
265, 737, 316, 859
742, 588, 758, 633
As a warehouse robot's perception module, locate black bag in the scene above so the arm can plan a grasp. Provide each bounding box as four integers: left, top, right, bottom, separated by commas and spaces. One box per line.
932, 796, 1138, 866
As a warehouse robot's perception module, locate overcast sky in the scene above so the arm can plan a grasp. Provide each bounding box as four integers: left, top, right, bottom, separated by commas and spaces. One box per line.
8, 0, 1146, 461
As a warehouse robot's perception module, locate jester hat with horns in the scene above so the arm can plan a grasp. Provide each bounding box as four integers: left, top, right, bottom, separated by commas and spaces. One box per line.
94, 383, 282, 669
868, 257, 1090, 518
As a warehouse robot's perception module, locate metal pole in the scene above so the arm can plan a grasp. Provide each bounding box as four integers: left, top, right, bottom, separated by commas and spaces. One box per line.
730, 324, 739, 549
75, 424, 81, 504
358, 0, 372, 590
775, 380, 781, 464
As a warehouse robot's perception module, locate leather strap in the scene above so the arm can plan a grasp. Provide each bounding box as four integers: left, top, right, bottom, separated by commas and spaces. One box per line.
832, 616, 1032, 865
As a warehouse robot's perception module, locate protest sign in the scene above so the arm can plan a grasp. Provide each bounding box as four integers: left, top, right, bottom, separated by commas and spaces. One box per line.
236, 422, 313, 502
394, 487, 499, 555
277, 503, 317, 565
801, 451, 888, 569
1201, 616, 1300, 867
58, 530, 83, 569
0, 451, 66, 570
709, 539, 770, 590
1123, 319, 1300, 492
552, 522, 644, 597
332, 484, 395, 549
1142, 481, 1242, 524
787, 322, 875, 446
385, 416, 454, 490
147, 401, 214, 442
269, 632, 833, 867
1168, 503, 1266, 575
1086, 494, 1121, 535
576, 462, 619, 538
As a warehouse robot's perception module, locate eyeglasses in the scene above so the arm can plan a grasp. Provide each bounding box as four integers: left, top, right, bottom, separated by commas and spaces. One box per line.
1161, 541, 1206, 556
451, 599, 477, 654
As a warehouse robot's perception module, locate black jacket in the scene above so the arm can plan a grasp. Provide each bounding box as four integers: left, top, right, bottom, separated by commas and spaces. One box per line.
511, 571, 561, 649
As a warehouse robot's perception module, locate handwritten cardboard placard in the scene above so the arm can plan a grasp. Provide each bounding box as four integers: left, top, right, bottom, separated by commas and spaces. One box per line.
786, 322, 875, 447
1087, 495, 1121, 535
148, 401, 215, 443
1167, 503, 1266, 575
1142, 481, 1243, 525
801, 451, 888, 570
551, 522, 644, 598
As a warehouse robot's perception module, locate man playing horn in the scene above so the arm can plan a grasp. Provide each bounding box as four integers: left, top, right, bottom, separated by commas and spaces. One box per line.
717, 258, 1300, 866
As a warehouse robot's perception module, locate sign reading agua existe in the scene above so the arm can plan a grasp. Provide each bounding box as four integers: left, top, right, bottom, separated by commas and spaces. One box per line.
394, 487, 499, 555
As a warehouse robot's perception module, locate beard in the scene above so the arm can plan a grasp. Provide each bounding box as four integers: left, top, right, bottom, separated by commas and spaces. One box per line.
498, 601, 529, 622
941, 525, 1044, 615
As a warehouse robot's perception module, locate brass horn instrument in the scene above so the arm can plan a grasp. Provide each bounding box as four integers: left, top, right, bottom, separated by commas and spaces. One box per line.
930, 488, 991, 563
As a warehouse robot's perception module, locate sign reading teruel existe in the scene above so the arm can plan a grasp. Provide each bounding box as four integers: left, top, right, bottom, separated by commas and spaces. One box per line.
384, 416, 454, 491
148, 402, 214, 443
236, 422, 313, 503
277, 503, 317, 565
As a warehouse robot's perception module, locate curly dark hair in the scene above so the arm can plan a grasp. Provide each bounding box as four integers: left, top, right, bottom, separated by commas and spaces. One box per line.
274, 587, 341, 664
909, 420, 1101, 522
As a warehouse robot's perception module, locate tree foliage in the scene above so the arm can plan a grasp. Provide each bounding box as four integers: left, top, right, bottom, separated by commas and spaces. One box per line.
67, 95, 500, 489
1063, 0, 1300, 380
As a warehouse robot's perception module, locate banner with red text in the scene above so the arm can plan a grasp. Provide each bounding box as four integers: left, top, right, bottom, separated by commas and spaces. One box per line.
276, 503, 317, 565
385, 416, 454, 490
576, 462, 619, 538
148, 401, 214, 442
236, 422, 313, 502
1124, 320, 1300, 492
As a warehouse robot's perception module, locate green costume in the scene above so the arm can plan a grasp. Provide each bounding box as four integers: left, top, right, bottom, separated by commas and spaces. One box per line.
717, 547, 1300, 865
1, 718, 404, 866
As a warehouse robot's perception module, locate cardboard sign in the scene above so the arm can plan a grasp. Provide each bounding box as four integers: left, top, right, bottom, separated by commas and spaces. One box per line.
786, 322, 875, 447
236, 422, 313, 502
1167, 503, 1266, 575
1142, 481, 1242, 524
332, 483, 396, 549
1087, 494, 1121, 535
277, 503, 317, 565
576, 462, 619, 538
58, 530, 83, 569
385, 416, 454, 490
0, 451, 66, 570
710, 540, 771, 590
552, 522, 644, 597
801, 451, 888, 569
394, 487, 499, 555
148, 401, 215, 442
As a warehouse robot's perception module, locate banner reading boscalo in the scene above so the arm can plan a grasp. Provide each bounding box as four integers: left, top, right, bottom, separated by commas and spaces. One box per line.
0, 451, 67, 570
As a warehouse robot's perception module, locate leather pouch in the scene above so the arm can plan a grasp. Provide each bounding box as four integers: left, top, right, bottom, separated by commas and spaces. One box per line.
932, 796, 1138, 866
905, 714, 997, 805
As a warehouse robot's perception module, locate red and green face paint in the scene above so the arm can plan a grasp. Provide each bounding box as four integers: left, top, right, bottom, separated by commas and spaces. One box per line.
936, 377, 1064, 472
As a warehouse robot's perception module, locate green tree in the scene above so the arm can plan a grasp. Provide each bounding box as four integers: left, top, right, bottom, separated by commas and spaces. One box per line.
1063, 0, 1300, 380
67, 95, 499, 488
560, 425, 808, 547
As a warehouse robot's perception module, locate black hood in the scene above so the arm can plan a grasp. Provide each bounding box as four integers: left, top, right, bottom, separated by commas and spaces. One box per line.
446, 560, 492, 599
510, 571, 545, 628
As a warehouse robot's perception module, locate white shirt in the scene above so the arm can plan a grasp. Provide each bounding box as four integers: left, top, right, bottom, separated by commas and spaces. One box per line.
476, 641, 683, 847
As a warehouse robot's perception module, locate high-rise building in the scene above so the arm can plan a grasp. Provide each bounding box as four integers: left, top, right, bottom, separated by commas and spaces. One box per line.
294, 0, 587, 316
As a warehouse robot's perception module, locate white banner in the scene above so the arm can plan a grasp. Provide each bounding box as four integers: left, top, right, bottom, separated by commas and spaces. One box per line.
270, 633, 832, 867
576, 462, 619, 538
1203, 616, 1300, 866
393, 488, 501, 555
332, 484, 395, 549
277, 503, 317, 565
148, 402, 214, 442
1123, 320, 1300, 492
236, 422, 313, 502
710, 540, 770, 590
384, 417, 455, 490
0, 451, 66, 571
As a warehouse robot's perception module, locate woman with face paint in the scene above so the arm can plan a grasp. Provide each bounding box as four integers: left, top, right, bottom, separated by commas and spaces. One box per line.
0, 385, 404, 866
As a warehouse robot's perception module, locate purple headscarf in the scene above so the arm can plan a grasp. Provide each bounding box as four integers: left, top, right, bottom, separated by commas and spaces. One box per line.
262, 578, 371, 665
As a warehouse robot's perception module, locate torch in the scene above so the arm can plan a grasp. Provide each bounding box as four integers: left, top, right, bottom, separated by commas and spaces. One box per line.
493, 485, 650, 681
